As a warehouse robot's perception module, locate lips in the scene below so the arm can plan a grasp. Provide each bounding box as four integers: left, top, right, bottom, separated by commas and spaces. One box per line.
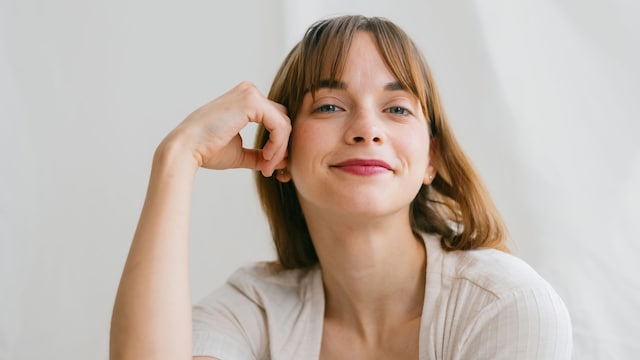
331, 158, 392, 175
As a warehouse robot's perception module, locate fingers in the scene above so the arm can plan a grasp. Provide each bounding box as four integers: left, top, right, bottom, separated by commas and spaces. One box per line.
256, 101, 290, 155
258, 145, 286, 177
185, 82, 291, 175
250, 99, 291, 177
235, 147, 288, 178
262, 140, 289, 177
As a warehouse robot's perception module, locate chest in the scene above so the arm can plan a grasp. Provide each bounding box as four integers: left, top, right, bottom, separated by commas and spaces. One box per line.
318, 318, 421, 360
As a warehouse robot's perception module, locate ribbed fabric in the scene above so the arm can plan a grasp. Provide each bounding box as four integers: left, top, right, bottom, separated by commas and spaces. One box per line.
192, 235, 572, 359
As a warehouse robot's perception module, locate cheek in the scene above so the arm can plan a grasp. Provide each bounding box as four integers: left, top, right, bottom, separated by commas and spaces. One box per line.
288, 122, 322, 172
398, 126, 431, 173
288, 124, 310, 159
399, 124, 430, 153
290, 119, 337, 152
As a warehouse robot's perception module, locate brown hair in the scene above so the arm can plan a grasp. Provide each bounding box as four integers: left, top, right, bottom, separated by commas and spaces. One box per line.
255, 15, 508, 269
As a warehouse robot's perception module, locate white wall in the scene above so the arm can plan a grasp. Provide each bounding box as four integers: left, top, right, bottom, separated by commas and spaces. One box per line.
1, 0, 638, 359
472, 2, 640, 358
0, 0, 283, 358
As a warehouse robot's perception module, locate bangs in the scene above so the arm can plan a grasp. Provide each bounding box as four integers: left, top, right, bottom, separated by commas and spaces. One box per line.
292, 16, 431, 126
299, 17, 357, 97
371, 21, 430, 117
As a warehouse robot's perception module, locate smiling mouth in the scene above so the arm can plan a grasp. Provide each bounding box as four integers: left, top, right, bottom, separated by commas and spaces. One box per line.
331, 159, 392, 176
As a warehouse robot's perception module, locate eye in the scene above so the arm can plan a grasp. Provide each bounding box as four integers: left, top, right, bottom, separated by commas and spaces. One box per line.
314, 104, 341, 113
385, 106, 411, 116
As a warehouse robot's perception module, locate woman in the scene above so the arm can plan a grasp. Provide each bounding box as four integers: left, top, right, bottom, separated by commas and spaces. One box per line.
111, 15, 572, 359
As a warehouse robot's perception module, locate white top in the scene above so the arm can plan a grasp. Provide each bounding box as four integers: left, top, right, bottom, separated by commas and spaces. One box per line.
192, 235, 573, 359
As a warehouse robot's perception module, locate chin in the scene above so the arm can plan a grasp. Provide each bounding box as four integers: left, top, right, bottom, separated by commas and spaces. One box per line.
332, 198, 410, 220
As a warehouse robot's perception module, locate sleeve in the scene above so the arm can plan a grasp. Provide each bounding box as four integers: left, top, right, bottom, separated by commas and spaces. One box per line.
456, 286, 573, 360
192, 281, 269, 360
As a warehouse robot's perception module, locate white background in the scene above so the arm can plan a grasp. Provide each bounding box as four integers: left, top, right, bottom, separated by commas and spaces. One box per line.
1, 0, 638, 359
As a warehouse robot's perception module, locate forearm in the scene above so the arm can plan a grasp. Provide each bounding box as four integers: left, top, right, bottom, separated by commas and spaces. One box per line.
110, 141, 198, 360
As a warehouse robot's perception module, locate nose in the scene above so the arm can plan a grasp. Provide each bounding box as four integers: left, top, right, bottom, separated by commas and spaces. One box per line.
344, 108, 383, 145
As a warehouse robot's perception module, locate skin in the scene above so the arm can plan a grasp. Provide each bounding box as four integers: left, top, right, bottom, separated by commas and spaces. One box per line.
110, 31, 435, 360
288, 32, 435, 359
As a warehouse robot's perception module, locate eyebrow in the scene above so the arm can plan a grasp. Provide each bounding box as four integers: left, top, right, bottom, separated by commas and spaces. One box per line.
384, 81, 406, 91
312, 79, 406, 92
315, 79, 347, 90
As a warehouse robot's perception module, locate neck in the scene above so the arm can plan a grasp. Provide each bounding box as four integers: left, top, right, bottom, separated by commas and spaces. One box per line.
309, 212, 426, 339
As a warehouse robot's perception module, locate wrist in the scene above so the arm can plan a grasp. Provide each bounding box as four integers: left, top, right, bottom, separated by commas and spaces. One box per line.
153, 132, 200, 179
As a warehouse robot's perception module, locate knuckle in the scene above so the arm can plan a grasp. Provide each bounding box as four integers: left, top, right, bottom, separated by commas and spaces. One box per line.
281, 116, 292, 130
236, 82, 259, 99
236, 81, 255, 91
274, 103, 288, 117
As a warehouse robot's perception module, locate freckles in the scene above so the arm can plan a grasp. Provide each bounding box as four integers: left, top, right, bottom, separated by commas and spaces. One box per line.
290, 132, 310, 154
294, 122, 333, 148
292, 119, 318, 136
290, 124, 320, 164
401, 130, 429, 149
296, 125, 316, 137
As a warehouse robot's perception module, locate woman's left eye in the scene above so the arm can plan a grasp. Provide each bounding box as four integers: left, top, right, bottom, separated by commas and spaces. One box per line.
385, 106, 411, 115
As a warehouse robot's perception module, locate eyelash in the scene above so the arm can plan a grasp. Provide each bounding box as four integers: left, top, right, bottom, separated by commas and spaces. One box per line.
385, 106, 412, 116
313, 104, 412, 116
314, 104, 341, 113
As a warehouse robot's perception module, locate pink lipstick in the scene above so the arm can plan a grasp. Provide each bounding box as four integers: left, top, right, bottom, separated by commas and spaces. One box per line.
331, 159, 392, 176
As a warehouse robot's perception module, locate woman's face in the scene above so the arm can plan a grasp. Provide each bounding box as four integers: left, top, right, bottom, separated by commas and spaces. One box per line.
287, 31, 434, 221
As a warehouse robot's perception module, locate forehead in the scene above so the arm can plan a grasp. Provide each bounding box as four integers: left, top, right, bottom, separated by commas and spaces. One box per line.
316, 32, 398, 86
340, 33, 393, 74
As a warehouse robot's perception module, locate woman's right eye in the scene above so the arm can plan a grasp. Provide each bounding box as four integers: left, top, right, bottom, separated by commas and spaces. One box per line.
314, 104, 339, 113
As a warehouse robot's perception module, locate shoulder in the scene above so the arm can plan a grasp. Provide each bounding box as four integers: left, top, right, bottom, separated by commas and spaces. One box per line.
194, 261, 321, 323
192, 262, 322, 359
194, 262, 319, 314
423, 234, 555, 297
448, 246, 551, 296
227, 261, 321, 302
425, 236, 573, 358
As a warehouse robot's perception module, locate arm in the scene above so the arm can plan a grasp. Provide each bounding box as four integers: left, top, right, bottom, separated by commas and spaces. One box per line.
110, 82, 290, 360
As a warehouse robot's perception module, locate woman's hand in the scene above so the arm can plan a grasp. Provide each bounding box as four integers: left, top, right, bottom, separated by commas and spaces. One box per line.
160, 81, 291, 177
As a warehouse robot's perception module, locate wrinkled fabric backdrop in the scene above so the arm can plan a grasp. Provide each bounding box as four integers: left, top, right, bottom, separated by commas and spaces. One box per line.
1, 0, 638, 358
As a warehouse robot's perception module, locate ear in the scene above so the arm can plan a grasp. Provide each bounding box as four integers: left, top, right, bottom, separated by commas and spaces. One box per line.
423, 137, 439, 185
275, 168, 292, 183
423, 165, 436, 185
